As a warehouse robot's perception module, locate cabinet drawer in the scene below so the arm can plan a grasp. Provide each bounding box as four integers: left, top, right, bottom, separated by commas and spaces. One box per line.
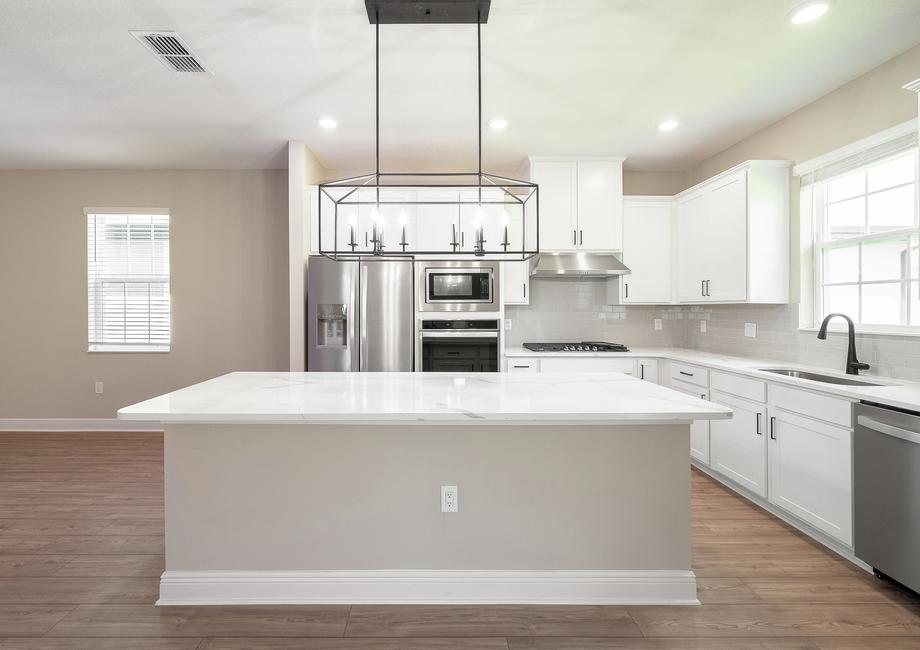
507, 359, 539, 372
770, 384, 853, 429
711, 371, 766, 403
539, 357, 635, 374
670, 362, 708, 387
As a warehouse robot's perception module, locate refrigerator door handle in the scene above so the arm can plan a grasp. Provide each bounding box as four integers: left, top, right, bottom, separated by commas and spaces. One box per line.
358, 263, 367, 372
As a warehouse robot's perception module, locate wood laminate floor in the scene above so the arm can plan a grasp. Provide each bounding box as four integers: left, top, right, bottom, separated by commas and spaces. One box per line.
1, 432, 919, 649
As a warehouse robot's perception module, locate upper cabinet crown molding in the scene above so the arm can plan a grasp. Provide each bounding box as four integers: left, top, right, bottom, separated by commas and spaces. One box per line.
528, 156, 626, 253
903, 78, 920, 93
675, 160, 793, 200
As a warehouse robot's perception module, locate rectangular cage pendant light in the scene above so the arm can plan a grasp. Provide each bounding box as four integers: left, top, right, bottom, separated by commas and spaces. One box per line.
317, 1, 539, 261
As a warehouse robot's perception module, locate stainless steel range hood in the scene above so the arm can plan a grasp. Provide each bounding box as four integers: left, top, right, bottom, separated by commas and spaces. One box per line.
531, 253, 631, 278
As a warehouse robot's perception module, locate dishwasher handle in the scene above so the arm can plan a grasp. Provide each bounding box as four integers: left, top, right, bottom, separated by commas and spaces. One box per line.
858, 415, 920, 445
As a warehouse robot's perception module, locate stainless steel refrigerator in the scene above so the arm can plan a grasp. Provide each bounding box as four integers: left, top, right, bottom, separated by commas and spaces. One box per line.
306, 256, 414, 371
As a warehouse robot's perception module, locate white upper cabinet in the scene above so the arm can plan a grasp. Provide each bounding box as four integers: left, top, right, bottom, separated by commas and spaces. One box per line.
530, 157, 624, 253
502, 260, 530, 305
621, 197, 672, 304
576, 160, 623, 251
674, 161, 790, 304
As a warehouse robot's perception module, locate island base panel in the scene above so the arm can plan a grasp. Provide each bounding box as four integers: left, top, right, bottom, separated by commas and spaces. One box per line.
161, 422, 695, 604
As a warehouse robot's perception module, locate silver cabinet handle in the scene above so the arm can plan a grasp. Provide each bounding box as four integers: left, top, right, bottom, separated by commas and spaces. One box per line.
625, 283, 629, 299
461, 232, 465, 248
523, 283, 526, 299
705, 280, 711, 297
756, 412, 762, 435
513, 364, 530, 369
701, 280, 705, 297
573, 229, 577, 246
679, 370, 694, 377
579, 229, 583, 246
769, 416, 776, 440
640, 364, 644, 380
857, 416, 920, 445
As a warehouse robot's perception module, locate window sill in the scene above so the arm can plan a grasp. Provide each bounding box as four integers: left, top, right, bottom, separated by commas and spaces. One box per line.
798, 326, 920, 338
88, 345, 170, 353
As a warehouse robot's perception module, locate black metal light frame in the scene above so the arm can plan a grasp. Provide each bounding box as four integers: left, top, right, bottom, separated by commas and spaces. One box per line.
317, 0, 539, 261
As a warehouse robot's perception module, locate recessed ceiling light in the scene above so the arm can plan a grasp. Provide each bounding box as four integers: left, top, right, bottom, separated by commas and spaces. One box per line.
787, 1, 830, 24
318, 117, 338, 130
657, 119, 679, 132
488, 118, 508, 130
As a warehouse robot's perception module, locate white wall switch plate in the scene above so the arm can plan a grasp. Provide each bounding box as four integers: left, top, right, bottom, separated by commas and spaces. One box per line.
744, 322, 757, 338
94, 381, 104, 394
441, 485, 458, 513
504, 319, 512, 330
654, 318, 663, 331
700, 320, 707, 333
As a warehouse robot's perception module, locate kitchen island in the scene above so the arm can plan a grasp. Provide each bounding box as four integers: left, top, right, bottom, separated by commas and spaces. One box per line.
118, 371, 730, 606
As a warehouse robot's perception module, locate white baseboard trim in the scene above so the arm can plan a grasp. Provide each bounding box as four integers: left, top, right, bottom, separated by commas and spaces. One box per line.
0, 418, 163, 433
157, 569, 699, 606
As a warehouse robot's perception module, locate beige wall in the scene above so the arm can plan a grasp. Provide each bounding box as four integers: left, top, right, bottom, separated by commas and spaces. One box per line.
0, 170, 288, 420
687, 43, 920, 187
623, 171, 688, 196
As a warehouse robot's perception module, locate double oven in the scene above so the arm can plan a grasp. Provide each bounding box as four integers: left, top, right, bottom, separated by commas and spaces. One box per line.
414, 260, 501, 372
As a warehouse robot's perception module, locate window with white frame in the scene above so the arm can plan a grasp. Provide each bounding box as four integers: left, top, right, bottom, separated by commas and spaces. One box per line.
802, 130, 919, 332
87, 210, 171, 352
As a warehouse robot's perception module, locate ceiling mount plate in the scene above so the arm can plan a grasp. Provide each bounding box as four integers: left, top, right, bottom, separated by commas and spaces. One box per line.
365, 0, 490, 24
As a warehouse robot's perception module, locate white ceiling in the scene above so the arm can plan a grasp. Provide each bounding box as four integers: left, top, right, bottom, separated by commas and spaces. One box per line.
2, 0, 920, 172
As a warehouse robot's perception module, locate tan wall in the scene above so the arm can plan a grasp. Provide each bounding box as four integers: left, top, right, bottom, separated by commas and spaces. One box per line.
687, 43, 920, 186
623, 171, 688, 196
0, 170, 288, 419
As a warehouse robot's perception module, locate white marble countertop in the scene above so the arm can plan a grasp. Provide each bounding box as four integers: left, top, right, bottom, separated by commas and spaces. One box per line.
506, 346, 920, 412
117, 371, 732, 425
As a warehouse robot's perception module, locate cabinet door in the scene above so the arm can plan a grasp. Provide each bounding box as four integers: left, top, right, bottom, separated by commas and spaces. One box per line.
675, 191, 709, 302
415, 189, 461, 253
636, 359, 659, 383
706, 171, 748, 301
709, 391, 768, 497
768, 409, 853, 545
538, 357, 635, 374
502, 260, 529, 305
531, 161, 577, 251
622, 199, 672, 303
671, 379, 709, 464
576, 161, 622, 251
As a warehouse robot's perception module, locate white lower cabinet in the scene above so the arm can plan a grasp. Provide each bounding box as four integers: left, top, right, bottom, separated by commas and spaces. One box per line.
538, 357, 635, 374
670, 378, 710, 465
767, 408, 853, 546
636, 359, 659, 383
709, 390, 768, 498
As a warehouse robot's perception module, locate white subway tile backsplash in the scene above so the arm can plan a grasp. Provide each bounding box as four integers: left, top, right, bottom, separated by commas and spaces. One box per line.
506, 280, 920, 381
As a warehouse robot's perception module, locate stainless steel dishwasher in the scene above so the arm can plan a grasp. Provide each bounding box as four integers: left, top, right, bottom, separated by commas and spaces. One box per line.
854, 401, 920, 593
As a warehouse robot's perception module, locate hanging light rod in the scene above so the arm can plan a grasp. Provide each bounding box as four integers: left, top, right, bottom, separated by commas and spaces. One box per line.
364, 0, 490, 24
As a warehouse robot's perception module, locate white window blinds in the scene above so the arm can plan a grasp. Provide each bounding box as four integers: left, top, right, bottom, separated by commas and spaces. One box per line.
87, 211, 171, 352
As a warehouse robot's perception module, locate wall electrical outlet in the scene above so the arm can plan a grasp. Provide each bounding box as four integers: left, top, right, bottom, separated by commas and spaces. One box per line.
654, 318, 663, 331
700, 320, 707, 333
504, 319, 512, 331
744, 322, 757, 338
94, 381, 104, 394
441, 485, 458, 513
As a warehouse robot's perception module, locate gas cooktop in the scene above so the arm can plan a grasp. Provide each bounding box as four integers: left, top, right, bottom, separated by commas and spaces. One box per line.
522, 342, 630, 353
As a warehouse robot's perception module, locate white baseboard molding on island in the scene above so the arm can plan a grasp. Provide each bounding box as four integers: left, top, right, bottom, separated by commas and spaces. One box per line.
0, 418, 163, 432
157, 569, 699, 606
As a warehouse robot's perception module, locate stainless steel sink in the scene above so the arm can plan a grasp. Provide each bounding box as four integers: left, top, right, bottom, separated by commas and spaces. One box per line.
757, 368, 887, 387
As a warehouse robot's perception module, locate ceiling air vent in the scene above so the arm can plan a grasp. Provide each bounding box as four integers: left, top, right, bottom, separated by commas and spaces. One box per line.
130, 31, 209, 74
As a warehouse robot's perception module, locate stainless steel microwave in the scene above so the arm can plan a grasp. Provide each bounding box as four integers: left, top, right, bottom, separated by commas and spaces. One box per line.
415, 261, 500, 312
